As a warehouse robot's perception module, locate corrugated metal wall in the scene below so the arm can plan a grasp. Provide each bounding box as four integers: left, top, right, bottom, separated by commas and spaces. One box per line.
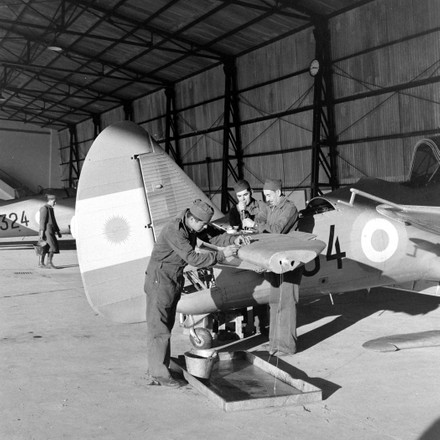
59, 0, 440, 207
331, 0, 440, 183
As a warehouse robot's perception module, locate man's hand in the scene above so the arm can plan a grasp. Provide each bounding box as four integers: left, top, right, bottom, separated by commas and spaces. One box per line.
242, 218, 255, 229
237, 201, 246, 212
234, 235, 250, 246
222, 245, 239, 258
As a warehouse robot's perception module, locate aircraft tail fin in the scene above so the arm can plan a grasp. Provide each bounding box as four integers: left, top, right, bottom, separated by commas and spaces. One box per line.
75, 121, 223, 323
137, 140, 222, 240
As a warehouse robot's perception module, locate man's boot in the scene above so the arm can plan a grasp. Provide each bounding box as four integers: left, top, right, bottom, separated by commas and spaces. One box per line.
46, 252, 58, 269
38, 252, 46, 268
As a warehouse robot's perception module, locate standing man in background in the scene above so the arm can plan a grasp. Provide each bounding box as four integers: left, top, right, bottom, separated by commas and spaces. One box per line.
38, 194, 62, 269
243, 178, 301, 355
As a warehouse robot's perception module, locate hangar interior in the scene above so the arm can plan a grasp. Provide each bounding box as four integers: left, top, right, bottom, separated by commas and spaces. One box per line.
3, 2, 440, 437
1, 0, 439, 209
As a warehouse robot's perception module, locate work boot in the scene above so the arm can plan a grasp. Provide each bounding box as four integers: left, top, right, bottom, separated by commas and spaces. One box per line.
46, 253, 58, 269
140, 374, 186, 388
156, 376, 187, 388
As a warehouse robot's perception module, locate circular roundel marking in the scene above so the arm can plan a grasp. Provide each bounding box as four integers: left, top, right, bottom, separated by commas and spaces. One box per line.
104, 215, 130, 244
361, 218, 399, 263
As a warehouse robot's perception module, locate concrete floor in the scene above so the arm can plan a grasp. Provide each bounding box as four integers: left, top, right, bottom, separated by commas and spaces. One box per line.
1, 237, 440, 440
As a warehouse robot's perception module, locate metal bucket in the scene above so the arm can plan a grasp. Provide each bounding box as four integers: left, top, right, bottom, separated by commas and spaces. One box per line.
184, 349, 217, 379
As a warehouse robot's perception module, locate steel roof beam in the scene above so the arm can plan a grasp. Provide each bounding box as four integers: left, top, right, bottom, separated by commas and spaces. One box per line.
2, 65, 128, 101
0, 24, 166, 86
2, 86, 93, 115
6, 0, 171, 125
1, 61, 162, 86
0, 103, 69, 125
221, 0, 313, 21
3, 84, 117, 102
0, 19, 150, 48
68, 0, 226, 61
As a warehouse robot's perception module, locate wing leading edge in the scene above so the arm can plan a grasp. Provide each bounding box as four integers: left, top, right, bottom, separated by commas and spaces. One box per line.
377, 204, 440, 235
220, 231, 326, 274
340, 187, 440, 236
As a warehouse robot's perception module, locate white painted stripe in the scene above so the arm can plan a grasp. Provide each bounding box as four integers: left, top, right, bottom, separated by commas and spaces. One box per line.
76, 188, 155, 273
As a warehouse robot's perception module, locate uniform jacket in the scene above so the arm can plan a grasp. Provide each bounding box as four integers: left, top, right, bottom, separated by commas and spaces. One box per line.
228, 198, 261, 229
254, 195, 298, 234
146, 209, 237, 280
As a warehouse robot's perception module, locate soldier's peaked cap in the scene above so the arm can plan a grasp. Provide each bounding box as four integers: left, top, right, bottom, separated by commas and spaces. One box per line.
234, 179, 251, 193
189, 199, 214, 222
263, 178, 282, 192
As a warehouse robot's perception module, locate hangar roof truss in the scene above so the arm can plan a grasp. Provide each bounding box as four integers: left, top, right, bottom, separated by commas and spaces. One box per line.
0, 0, 372, 129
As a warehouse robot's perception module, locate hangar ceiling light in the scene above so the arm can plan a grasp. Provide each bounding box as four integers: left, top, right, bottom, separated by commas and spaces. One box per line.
47, 45, 63, 53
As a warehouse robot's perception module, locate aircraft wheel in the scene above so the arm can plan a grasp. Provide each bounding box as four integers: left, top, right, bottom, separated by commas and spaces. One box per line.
190, 328, 213, 349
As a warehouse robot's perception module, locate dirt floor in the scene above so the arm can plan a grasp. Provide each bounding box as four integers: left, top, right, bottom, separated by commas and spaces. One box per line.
1, 237, 440, 440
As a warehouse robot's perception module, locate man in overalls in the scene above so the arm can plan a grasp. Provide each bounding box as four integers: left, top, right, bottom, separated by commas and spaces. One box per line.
144, 200, 248, 387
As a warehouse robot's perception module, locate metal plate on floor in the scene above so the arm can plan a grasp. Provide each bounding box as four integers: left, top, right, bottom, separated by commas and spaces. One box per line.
171, 351, 322, 411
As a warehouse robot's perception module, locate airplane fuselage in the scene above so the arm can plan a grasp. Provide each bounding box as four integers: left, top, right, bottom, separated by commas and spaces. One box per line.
74, 122, 440, 324
299, 184, 440, 298
0, 196, 75, 237
178, 178, 440, 314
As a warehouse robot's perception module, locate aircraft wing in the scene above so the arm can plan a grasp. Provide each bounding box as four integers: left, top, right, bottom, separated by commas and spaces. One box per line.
219, 231, 326, 274
377, 204, 440, 235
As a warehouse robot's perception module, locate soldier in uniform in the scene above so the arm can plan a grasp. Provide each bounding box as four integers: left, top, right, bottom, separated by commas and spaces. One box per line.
242, 178, 298, 234
243, 178, 301, 355
144, 199, 249, 388
228, 179, 261, 231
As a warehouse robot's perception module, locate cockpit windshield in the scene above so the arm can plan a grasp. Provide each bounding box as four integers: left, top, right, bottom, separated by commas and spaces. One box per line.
408, 137, 440, 186
301, 197, 335, 216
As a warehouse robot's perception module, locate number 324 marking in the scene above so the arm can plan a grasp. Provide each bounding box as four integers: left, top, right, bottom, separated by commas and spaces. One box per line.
0, 211, 30, 230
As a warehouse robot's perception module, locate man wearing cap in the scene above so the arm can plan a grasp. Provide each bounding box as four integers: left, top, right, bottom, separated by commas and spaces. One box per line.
144, 199, 249, 388
229, 179, 261, 230
242, 178, 298, 234
38, 194, 62, 269
243, 178, 300, 355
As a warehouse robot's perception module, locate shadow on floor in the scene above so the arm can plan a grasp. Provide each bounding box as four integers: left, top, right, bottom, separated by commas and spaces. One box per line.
211, 288, 440, 357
